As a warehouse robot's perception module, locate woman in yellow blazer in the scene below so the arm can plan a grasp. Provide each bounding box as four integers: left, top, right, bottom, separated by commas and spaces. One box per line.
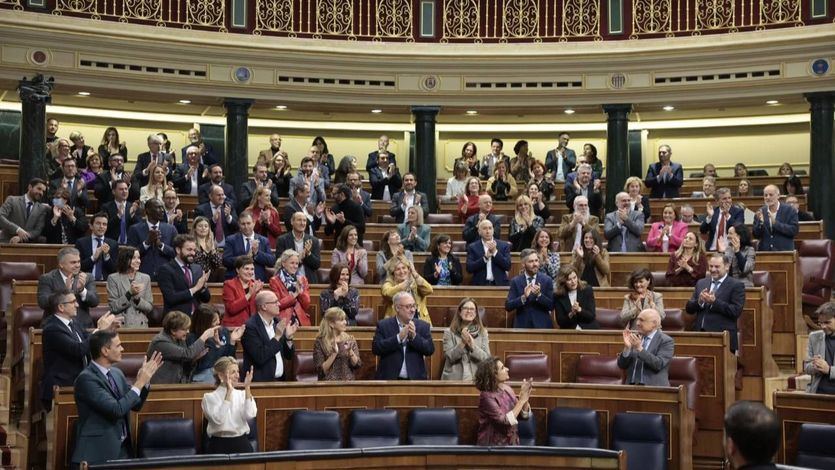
381, 255, 434, 325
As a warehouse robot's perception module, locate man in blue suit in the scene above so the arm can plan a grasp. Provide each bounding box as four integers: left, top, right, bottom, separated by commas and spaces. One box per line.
700, 188, 745, 250
156, 234, 211, 315
223, 211, 276, 282
71, 330, 162, 466
644, 144, 684, 198
506, 249, 555, 329
195, 184, 238, 249
371, 291, 435, 380
76, 212, 119, 281
685, 253, 746, 352
126, 198, 177, 281
242, 290, 297, 382
466, 219, 511, 286
752, 184, 799, 251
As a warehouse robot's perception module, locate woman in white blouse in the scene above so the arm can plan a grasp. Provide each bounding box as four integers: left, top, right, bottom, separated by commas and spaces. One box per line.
444, 161, 470, 202
201, 357, 257, 454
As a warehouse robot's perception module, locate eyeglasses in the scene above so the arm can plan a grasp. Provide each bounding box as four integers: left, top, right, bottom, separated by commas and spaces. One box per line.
397, 304, 417, 310
61, 299, 77, 305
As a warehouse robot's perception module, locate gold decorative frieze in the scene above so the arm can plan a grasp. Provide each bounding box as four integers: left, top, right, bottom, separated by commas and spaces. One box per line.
759, 0, 802, 27
186, 0, 225, 31
695, 0, 735, 31
121, 0, 163, 24
631, 0, 674, 37
442, 0, 481, 41
562, 0, 601, 39
502, 0, 539, 40
316, 0, 354, 37
377, 0, 413, 39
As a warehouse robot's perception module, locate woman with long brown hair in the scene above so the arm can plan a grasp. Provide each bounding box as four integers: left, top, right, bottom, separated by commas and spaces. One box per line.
441, 297, 490, 381
247, 186, 282, 249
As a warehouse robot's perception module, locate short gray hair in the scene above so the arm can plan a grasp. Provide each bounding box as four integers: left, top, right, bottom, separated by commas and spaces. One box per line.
278, 249, 300, 266
520, 248, 537, 261
393, 291, 414, 306
716, 187, 731, 198
147, 134, 163, 145
57, 247, 80, 263
577, 163, 592, 173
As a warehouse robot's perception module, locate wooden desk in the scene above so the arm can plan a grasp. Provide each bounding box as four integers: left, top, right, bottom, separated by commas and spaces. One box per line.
772, 391, 835, 465
648, 195, 806, 220
50, 382, 692, 470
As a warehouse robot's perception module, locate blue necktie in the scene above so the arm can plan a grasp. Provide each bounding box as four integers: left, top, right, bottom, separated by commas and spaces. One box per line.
119, 203, 127, 244
620, 225, 628, 252
106, 371, 127, 440
26, 201, 32, 219
94, 238, 104, 280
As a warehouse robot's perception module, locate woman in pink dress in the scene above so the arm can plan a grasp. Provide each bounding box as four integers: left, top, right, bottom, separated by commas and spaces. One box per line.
646, 204, 688, 252
475, 357, 533, 446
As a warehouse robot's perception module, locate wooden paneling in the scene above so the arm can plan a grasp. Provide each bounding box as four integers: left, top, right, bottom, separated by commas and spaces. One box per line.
50, 382, 691, 470
773, 391, 835, 465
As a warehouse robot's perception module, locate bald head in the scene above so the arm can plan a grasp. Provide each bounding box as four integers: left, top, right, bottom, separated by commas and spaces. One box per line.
636, 308, 661, 334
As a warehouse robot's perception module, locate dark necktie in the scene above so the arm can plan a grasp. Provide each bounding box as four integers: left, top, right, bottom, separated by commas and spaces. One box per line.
214, 207, 224, 242
26, 201, 33, 219
183, 264, 195, 313
67, 179, 74, 194
119, 203, 127, 244
106, 371, 127, 440
244, 237, 250, 253
94, 238, 104, 281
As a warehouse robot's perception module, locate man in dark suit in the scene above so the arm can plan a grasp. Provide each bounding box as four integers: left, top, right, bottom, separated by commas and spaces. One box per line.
347, 170, 372, 220
283, 185, 322, 236
686, 253, 746, 352
126, 198, 177, 280
466, 219, 511, 286
49, 158, 88, 209
242, 290, 297, 382
195, 184, 238, 249
564, 163, 603, 215
644, 144, 684, 198
368, 151, 402, 200
324, 184, 366, 243
723, 401, 781, 470
786, 196, 815, 222
37, 247, 100, 328
180, 128, 217, 165
223, 211, 276, 282
238, 162, 281, 211
288, 157, 327, 206
505, 249, 555, 328
0, 177, 49, 243
162, 189, 189, 234
40, 290, 117, 411
76, 212, 118, 281
462, 195, 503, 244
604, 192, 645, 253
544, 132, 576, 182
156, 234, 211, 315
617, 308, 674, 386
94, 154, 138, 204
366, 134, 397, 172
276, 212, 321, 283
389, 173, 430, 223
198, 164, 237, 206
700, 188, 745, 250
752, 184, 799, 251
71, 330, 162, 466
371, 291, 435, 380
101, 180, 142, 244
171, 146, 208, 195
133, 133, 175, 187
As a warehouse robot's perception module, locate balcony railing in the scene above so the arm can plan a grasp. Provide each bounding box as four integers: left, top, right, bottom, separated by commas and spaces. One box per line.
2, 0, 830, 42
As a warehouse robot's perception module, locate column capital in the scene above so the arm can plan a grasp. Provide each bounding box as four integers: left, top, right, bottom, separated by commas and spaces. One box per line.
803, 91, 835, 103
411, 106, 441, 119
18, 74, 54, 104
223, 98, 254, 112
602, 104, 632, 118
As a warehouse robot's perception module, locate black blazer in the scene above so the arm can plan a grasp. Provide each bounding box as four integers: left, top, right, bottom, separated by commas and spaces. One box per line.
685, 275, 746, 351
241, 313, 295, 382
171, 163, 209, 195
422, 254, 463, 286
156, 259, 211, 315
324, 199, 366, 243
237, 180, 280, 212
101, 200, 143, 242
197, 181, 237, 206
43, 207, 88, 245
40, 314, 90, 409
371, 316, 434, 380
132, 151, 176, 186
94, 171, 139, 204
75, 235, 119, 280
194, 202, 239, 240
554, 286, 600, 330
282, 199, 321, 235
275, 232, 321, 283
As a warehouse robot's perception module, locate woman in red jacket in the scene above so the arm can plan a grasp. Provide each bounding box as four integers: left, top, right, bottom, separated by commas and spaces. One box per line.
269, 249, 312, 326
221, 255, 263, 327
248, 186, 283, 250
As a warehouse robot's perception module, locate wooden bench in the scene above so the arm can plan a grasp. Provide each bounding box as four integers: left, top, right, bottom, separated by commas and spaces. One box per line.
772, 391, 835, 466
50, 381, 692, 470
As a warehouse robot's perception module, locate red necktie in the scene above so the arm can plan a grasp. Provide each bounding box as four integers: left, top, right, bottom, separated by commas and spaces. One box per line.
717, 212, 726, 239
214, 207, 224, 242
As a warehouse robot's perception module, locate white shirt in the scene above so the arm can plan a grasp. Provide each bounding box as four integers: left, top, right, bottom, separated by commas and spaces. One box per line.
260, 315, 284, 378
59, 270, 88, 302
709, 210, 729, 250
401, 190, 416, 212
397, 318, 409, 378
481, 239, 495, 282
202, 386, 257, 438
554, 151, 565, 181
55, 314, 82, 342
292, 235, 307, 278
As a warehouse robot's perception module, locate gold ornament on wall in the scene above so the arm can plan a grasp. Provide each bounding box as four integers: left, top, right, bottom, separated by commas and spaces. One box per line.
562, 0, 601, 39
759, 0, 802, 28
502, 0, 539, 40
316, 0, 354, 37
631, 0, 673, 37
121, 0, 163, 24
187, 0, 226, 31
695, 0, 735, 31
443, 0, 481, 41
376, 0, 413, 39
254, 0, 295, 35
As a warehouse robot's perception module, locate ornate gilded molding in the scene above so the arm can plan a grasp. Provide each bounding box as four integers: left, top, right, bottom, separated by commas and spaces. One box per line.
254, 0, 295, 35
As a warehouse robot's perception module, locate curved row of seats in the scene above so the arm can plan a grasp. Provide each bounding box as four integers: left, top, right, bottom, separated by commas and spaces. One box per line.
134, 408, 669, 470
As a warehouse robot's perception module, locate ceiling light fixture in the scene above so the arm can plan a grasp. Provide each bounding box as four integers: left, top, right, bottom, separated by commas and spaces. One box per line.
662, 105, 675, 111
765, 100, 779, 105
465, 110, 478, 115
371, 109, 383, 114
178, 99, 191, 104
77, 91, 91, 96
274, 105, 288, 110
564, 109, 575, 115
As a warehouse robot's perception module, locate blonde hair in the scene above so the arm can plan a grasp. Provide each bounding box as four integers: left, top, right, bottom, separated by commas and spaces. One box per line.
624, 176, 645, 193
407, 205, 424, 226
190, 216, 217, 252
317, 307, 349, 356
248, 186, 276, 212
675, 231, 705, 263
212, 356, 238, 386
514, 194, 534, 227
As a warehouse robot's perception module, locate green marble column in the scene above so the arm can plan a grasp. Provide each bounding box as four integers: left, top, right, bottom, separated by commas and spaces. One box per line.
602, 104, 632, 212
804, 92, 835, 240
223, 99, 253, 191
411, 106, 440, 213
17, 74, 53, 187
